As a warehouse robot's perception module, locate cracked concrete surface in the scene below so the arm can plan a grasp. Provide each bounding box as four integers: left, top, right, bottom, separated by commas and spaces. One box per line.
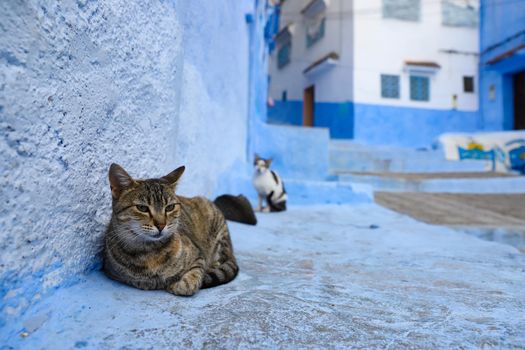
2, 204, 525, 349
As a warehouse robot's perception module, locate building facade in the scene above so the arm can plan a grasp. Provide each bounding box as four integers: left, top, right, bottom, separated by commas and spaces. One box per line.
479, 0, 525, 132
268, 0, 481, 147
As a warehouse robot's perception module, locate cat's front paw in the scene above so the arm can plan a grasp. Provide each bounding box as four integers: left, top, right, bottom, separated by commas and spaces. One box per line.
168, 272, 202, 296
262, 207, 270, 213
254, 206, 262, 212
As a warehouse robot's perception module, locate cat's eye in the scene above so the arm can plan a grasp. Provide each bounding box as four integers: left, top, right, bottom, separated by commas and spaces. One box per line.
136, 205, 149, 213
165, 204, 177, 212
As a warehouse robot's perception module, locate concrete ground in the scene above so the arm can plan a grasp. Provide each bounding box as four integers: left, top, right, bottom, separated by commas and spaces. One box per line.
375, 193, 525, 226
375, 193, 525, 252
2, 204, 525, 349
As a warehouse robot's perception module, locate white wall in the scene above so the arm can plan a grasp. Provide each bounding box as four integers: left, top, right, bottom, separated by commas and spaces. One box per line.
270, 0, 479, 111
353, 0, 479, 111
269, 0, 353, 102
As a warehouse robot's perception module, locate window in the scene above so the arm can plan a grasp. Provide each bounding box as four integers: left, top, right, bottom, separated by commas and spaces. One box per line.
489, 84, 496, 101
306, 16, 325, 48
383, 0, 421, 22
381, 74, 400, 99
463, 76, 474, 93
410, 76, 430, 101
442, 0, 479, 28
277, 40, 291, 69
282, 90, 287, 101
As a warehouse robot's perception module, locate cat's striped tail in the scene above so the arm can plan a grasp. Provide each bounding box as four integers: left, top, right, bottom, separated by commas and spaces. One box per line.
201, 259, 239, 289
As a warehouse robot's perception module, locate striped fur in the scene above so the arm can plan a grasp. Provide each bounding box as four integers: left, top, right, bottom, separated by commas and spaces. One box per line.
103, 164, 238, 296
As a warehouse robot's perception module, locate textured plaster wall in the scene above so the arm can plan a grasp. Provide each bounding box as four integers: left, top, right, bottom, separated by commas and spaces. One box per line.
172, 1, 251, 197
0, 0, 252, 325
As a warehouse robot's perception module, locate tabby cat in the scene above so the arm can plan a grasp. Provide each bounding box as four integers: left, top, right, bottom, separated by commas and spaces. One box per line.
103, 163, 238, 296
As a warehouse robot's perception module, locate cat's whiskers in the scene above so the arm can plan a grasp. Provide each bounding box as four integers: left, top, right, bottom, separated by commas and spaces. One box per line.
107, 233, 135, 252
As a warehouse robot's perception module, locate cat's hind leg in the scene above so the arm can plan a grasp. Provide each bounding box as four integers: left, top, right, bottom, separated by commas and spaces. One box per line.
255, 194, 264, 212
261, 191, 274, 212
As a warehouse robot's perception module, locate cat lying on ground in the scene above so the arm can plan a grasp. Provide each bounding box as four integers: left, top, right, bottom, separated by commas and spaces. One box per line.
252, 154, 287, 212
213, 194, 257, 225
103, 164, 238, 296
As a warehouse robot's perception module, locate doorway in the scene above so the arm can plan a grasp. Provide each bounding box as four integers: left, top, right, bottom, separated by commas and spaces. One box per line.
303, 85, 315, 127
514, 71, 525, 130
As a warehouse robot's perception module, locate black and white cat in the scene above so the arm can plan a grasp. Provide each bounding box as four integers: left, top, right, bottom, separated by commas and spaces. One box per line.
252, 154, 287, 212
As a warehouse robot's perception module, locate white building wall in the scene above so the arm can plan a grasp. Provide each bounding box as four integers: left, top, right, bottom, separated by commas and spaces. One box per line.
269, 0, 353, 103
270, 0, 479, 111
353, 0, 479, 111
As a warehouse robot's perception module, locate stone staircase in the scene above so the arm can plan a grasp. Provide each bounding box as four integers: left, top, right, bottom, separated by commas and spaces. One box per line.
226, 129, 525, 204
220, 125, 373, 205
329, 140, 488, 174
330, 140, 525, 193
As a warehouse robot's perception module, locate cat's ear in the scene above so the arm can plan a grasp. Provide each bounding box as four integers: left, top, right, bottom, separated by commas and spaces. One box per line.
109, 163, 135, 199
266, 157, 273, 167
162, 166, 185, 187
254, 153, 261, 165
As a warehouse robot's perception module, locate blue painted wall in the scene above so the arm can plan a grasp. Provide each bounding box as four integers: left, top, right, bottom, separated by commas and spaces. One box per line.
267, 100, 354, 139
354, 104, 479, 148
251, 123, 330, 180
316, 102, 354, 139
267, 100, 477, 147
268, 100, 303, 125
479, 0, 525, 131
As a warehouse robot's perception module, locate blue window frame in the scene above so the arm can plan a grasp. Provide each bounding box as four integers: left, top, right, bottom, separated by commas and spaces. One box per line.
410, 75, 430, 101
306, 17, 326, 48
277, 41, 291, 69
381, 74, 400, 99
383, 0, 421, 22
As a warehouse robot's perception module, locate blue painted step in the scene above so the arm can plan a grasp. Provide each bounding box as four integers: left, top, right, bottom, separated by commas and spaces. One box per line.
338, 173, 525, 193
330, 141, 488, 173
215, 174, 372, 206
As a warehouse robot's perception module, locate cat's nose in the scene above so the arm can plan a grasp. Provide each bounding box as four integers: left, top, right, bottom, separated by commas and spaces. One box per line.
155, 223, 166, 232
